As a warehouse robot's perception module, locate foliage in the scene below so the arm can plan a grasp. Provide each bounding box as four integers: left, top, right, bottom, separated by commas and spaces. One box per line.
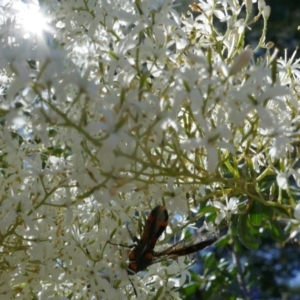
0, 0, 300, 299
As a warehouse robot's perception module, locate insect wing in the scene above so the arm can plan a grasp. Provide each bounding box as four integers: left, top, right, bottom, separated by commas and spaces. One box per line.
127, 205, 169, 273
162, 236, 217, 258
154, 235, 218, 260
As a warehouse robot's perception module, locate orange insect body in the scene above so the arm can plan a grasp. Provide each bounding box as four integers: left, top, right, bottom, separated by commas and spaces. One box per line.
127, 205, 169, 273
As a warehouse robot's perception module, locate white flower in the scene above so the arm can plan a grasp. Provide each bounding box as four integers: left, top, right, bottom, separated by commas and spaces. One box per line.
276, 173, 288, 190
196, 221, 218, 239
229, 49, 253, 75
277, 49, 300, 83
181, 126, 234, 173
0, 0, 297, 297
294, 203, 300, 221
212, 197, 239, 224
287, 204, 300, 241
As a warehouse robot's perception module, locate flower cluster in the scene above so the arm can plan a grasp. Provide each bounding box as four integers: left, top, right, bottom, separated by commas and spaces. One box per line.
0, 0, 299, 298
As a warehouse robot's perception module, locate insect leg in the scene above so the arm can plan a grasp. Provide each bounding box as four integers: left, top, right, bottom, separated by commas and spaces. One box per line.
126, 224, 140, 243
128, 276, 137, 297
107, 241, 135, 248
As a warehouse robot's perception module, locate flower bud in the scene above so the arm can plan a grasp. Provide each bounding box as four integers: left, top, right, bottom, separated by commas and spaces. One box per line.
229, 49, 252, 75
263, 5, 271, 20
265, 41, 274, 49
258, 0, 266, 11
294, 203, 300, 220
245, 0, 253, 14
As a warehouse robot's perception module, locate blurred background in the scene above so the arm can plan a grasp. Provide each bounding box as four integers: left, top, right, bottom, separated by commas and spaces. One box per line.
175, 0, 300, 59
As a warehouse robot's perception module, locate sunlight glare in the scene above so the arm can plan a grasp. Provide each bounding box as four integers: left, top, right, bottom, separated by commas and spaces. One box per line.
18, 4, 49, 35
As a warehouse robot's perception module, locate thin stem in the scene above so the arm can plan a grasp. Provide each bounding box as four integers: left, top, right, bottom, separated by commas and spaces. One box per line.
231, 240, 250, 299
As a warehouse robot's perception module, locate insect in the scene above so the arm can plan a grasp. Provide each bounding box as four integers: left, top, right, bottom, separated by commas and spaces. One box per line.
109, 205, 218, 296
110, 205, 217, 272
127, 205, 169, 274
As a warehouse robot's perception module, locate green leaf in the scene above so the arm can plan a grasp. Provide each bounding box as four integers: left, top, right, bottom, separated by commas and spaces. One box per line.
261, 204, 274, 220
203, 252, 215, 270
199, 206, 218, 215
153, 286, 164, 300
205, 211, 217, 223
109, 227, 118, 239
270, 220, 286, 242
189, 269, 201, 281
215, 234, 230, 248
182, 80, 190, 92
238, 214, 260, 250
180, 282, 198, 297
249, 201, 262, 226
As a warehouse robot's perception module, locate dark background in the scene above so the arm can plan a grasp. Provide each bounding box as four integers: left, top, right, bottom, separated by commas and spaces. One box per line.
248, 0, 300, 58
176, 0, 300, 59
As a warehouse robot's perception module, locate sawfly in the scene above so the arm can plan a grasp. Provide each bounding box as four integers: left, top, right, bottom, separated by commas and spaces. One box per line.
108, 205, 218, 296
